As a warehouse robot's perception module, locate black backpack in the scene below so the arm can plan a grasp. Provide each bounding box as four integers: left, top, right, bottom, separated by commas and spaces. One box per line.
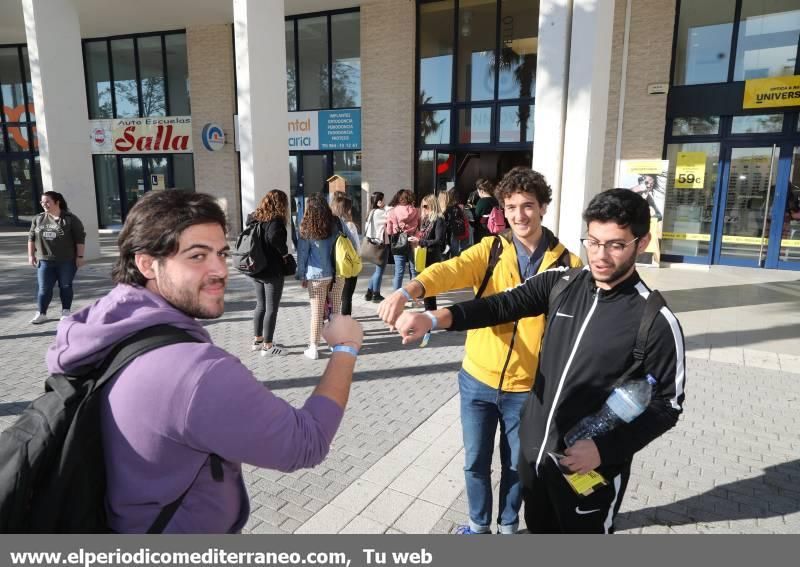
232, 221, 269, 277
0, 325, 215, 533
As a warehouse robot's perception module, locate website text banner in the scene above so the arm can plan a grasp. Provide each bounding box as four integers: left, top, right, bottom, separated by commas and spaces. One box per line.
0, 535, 791, 567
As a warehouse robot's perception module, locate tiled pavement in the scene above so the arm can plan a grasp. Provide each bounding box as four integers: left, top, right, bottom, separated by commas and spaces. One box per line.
0, 233, 798, 534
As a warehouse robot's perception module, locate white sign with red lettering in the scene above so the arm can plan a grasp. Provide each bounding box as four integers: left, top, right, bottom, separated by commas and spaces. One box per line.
89, 116, 192, 154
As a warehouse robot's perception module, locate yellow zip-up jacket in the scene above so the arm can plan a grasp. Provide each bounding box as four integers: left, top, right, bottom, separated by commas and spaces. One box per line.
415, 227, 582, 393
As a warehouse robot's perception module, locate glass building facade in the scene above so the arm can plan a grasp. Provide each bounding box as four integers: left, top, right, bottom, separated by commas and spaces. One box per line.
664, 0, 800, 270
83, 31, 194, 228
285, 9, 362, 229
0, 45, 41, 226
416, 0, 538, 202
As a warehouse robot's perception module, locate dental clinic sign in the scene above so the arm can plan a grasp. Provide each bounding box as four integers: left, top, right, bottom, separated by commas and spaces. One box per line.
288, 109, 360, 151
89, 116, 192, 154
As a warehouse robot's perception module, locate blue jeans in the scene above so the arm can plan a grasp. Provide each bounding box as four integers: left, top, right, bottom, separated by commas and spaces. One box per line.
36, 259, 77, 314
459, 368, 528, 534
392, 252, 417, 290
368, 249, 388, 294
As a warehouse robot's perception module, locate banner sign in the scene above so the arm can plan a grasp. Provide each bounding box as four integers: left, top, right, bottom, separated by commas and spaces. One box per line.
743, 75, 800, 109
288, 109, 360, 151
90, 116, 192, 154
619, 160, 669, 266
674, 152, 707, 189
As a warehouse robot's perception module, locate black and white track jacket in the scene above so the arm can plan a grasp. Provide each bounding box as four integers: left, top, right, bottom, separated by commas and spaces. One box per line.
448, 266, 686, 479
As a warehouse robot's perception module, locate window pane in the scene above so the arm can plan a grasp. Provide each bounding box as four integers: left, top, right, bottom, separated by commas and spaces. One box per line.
419, 1, 455, 104
333, 150, 362, 230
5, 123, 32, 152
499, 103, 533, 142
111, 39, 140, 117
172, 154, 195, 191
671, 116, 721, 136
419, 109, 450, 145
458, 107, 492, 143
93, 155, 121, 228
298, 16, 329, 110
780, 146, 800, 263
0, 47, 26, 120
165, 34, 191, 115
731, 114, 784, 133
673, 0, 735, 85
734, 0, 800, 80
332, 13, 360, 108
137, 36, 166, 117
21, 47, 33, 121
286, 21, 297, 111
662, 142, 721, 257
84, 42, 113, 118
417, 150, 435, 199
10, 159, 36, 224
497, 0, 539, 99
457, 0, 496, 102
0, 162, 11, 223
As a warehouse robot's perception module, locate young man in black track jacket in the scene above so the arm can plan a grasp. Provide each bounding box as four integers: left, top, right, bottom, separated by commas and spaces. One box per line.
393, 189, 686, 534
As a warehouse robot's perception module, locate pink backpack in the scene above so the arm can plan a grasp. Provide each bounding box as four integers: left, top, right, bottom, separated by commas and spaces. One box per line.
486, 206, 507, 234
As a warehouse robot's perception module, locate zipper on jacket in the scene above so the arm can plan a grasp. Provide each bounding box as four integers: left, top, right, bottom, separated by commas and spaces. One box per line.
534, 288, 600, 473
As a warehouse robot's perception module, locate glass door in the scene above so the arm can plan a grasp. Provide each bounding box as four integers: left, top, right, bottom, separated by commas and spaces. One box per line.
121, 156, 145, 215
775, 146, 800, 269
714, 145, 779, 267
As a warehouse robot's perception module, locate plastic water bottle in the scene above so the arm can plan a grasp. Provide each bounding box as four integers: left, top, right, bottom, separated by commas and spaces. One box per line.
564, 375, 657, 447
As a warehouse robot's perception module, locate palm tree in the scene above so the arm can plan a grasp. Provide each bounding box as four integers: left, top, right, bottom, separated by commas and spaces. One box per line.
418, 90, 447, 144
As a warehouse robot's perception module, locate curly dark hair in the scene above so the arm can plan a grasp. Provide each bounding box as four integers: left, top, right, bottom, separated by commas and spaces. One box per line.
394, 189, 415, 206
299, 194, 335, 240
583, 189, 651, 238
252, 190, 288, 222
495, 167, 552, 206
112, 191, 227, 286
476, 179, 495, 195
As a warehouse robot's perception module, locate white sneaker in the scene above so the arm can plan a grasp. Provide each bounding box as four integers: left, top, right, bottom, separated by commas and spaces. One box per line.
303, 346, 319, 360
60, 309, 71, 321
30, 313, 47, 324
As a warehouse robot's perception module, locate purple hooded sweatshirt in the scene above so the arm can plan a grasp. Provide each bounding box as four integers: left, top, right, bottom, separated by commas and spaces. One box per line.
47, 284, 343, 533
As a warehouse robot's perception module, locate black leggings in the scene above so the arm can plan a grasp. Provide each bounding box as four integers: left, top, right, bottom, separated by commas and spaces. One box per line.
341, 276, 358, 316
253, 276, 284, 342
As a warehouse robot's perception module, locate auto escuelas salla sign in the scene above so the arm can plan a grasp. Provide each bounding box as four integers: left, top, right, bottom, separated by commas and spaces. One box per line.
89, 116, 192, 154
743, 75, 800, 109
287, 109, 360, 151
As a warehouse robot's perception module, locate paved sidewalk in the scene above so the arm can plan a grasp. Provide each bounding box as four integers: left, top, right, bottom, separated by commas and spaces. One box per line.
0, 234, 798, 534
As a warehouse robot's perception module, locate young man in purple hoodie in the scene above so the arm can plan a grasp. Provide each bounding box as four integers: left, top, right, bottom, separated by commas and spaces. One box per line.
47, 191, 362, 534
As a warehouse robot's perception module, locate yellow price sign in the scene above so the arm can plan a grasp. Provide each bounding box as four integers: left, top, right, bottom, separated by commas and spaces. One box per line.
675, 152, 706, 189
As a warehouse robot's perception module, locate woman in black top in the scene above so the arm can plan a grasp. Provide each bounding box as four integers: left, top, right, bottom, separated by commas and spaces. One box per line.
409, 193, 446, 311
249, 190, 291, 356
473, 178, 499, 242
27, 191, 86, 324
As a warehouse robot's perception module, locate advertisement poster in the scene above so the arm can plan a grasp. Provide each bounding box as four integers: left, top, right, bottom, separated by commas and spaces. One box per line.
619, 160, 668, 265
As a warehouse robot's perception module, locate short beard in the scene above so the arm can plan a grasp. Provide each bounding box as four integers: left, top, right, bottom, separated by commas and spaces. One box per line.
156, 267, 225, 319
593, 250, 638, 285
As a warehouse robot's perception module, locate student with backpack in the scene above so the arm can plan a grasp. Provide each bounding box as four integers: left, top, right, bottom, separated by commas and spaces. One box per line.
247, 190, 292, 357
385, 189, 420, 291
409, 194, 446, 311
331, 193, 361, 316
473, 179, 505, 240
296, 194, 346, 360
379, 167, 582, 535
439, 189, 469, 258
0, 190, 363, 533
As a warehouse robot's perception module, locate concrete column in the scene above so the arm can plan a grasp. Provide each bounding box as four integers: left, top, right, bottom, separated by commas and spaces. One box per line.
558, 0, 615, 253
532, 0, 572, 236
233, 0, 290, 228
361, 0, 416, 220
22, 0, 99, 258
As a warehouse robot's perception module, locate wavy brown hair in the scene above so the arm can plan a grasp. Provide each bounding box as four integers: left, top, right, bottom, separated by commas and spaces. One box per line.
252, 189, 289, 223
299, 193, 335, 240
394, 189, 416, 206
330, 192, 353, 221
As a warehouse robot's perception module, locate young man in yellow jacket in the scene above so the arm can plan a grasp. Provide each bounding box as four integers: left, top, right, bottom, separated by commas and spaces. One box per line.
379, 167, 581, 534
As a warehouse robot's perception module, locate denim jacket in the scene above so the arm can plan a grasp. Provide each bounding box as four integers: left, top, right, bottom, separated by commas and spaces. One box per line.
296, 231, 338, 280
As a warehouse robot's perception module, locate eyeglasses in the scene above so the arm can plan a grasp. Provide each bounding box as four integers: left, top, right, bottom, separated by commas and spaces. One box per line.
581, 237, 639, 255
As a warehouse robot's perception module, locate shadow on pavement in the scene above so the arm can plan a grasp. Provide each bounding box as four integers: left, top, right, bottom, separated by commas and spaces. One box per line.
685, 323, 800, 350
663, 281, 800, 313
617, 459, 800, 530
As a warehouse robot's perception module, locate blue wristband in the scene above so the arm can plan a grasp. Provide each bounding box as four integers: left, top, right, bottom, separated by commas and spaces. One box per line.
331, 345, 359, 358
423, 311, 438, 331
399, 288, 413, 301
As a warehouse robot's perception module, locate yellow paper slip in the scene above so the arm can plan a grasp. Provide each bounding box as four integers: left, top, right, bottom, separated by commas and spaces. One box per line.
548, 452, 608, 497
